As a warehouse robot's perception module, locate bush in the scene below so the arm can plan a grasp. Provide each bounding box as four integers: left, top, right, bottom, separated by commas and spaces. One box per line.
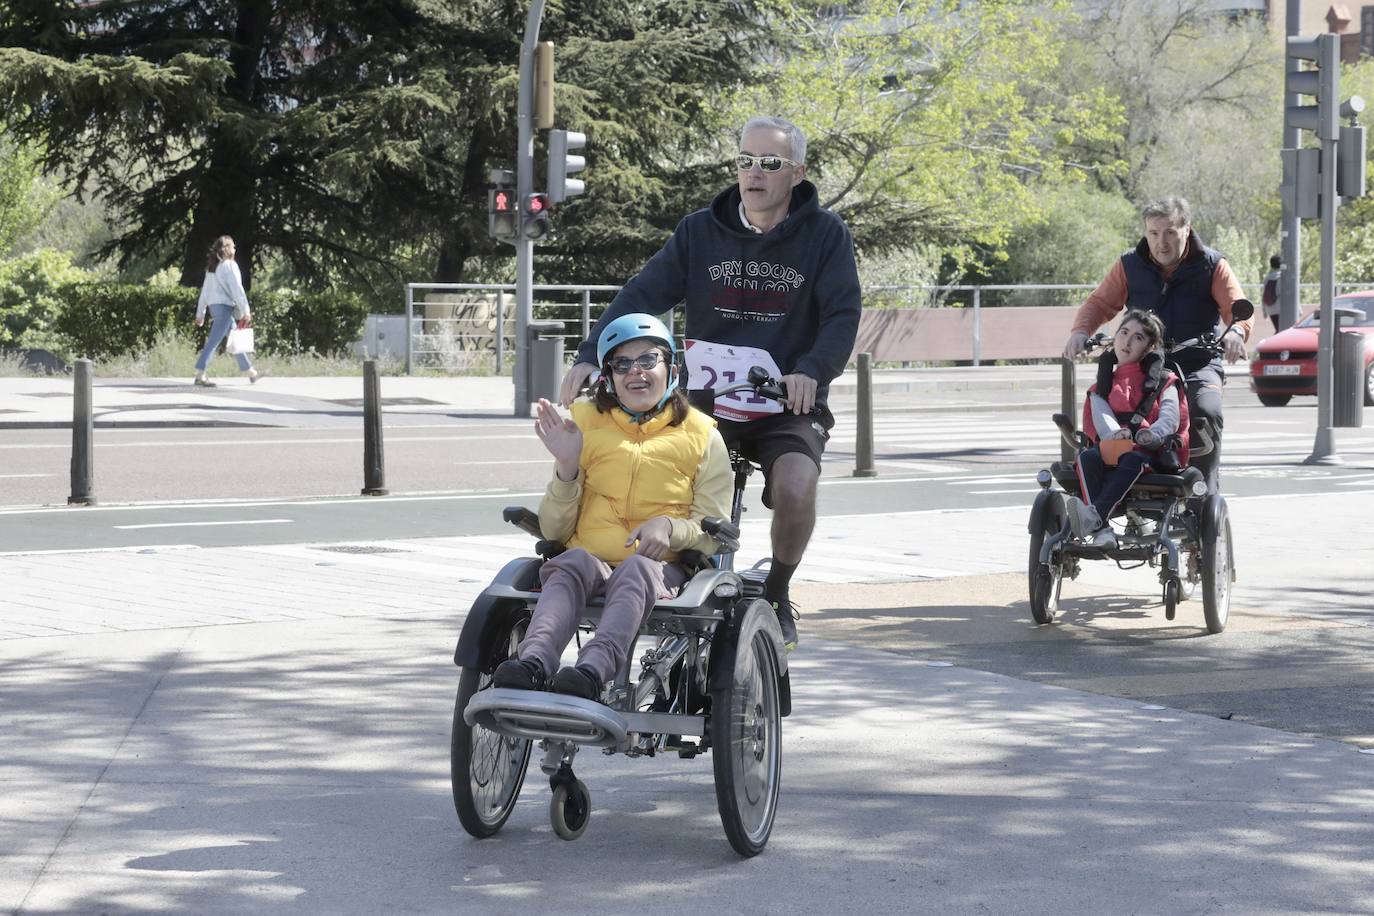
250, 288, 369, 356
55, 282, 195, 359
51, 282, 369, 360
0, 249, 95, 351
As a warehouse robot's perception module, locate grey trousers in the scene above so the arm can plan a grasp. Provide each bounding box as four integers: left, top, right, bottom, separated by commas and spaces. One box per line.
517, 548, 689, 684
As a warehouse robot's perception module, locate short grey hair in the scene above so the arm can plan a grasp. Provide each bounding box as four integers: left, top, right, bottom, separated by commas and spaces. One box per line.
1141, 196, 1190, 228
741, 116, 807, 164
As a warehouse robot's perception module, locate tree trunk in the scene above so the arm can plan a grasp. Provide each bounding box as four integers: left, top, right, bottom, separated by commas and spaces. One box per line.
179, 0, 273, 289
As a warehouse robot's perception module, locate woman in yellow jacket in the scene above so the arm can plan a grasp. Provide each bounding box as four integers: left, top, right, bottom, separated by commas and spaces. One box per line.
493, 314, 733, 700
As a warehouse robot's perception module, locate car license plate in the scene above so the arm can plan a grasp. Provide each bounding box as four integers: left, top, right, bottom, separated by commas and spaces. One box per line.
1264, 365, 1301, 376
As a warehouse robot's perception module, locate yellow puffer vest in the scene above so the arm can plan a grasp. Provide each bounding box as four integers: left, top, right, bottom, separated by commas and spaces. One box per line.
569, 400, 714, 565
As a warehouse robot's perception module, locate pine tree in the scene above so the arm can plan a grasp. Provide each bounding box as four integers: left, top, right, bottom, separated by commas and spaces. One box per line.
0, 1, 774, 295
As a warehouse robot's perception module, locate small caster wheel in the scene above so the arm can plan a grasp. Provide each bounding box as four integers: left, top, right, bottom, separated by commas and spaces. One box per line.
550, 778, 590, 840
1163, 577, 1179, 621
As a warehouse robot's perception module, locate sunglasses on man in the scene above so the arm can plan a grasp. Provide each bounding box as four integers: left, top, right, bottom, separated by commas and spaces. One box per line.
607, 351, 664, 374
735, 154, 800, 173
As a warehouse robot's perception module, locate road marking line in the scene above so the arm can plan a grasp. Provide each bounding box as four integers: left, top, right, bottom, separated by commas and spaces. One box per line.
113, 519, 295, 530
0, 544, 201, 557
0, 473, 52, 478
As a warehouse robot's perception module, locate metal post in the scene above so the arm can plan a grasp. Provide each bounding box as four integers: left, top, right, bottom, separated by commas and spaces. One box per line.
853, 352, 877, 478
581, 288, 591, 342
1280, 1, 1303, 331
1307, 123, 1341, 464
1060, 356, 1076, 465
971, 286, 981, 367
362, 359, 389, 495
404, 285, 414, 376
69, 358, 94, 506
513, 0, 548, 418
495, 289, 506, 375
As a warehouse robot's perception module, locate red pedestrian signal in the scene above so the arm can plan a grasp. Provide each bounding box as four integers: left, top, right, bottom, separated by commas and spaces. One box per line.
488, 186, 517, 241
523, 193, 552, 239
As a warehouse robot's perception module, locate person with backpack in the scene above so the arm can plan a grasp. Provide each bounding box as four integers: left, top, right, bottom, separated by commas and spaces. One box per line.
1262, 254, 1282, 334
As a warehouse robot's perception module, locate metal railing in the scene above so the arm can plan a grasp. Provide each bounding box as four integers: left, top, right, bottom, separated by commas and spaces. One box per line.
403, 283, 623, 375
401, 280, 1374, 374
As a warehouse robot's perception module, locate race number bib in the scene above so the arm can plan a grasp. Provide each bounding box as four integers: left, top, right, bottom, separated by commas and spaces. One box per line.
683, 339, 783, 422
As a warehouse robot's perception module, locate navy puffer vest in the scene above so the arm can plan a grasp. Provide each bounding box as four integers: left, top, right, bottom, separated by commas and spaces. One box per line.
1120, 231, 1223, 344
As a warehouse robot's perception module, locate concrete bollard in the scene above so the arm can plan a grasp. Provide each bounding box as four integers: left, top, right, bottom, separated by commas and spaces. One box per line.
1060, 356, 1076, 465
362, 359, 388, 496
853, 352, 877, 478
69, 358, 95, 506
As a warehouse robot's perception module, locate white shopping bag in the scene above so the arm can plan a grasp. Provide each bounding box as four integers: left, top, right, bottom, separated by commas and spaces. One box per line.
226, 326, 255, 354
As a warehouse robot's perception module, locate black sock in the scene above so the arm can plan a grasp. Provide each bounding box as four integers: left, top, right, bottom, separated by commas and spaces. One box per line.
765, 560, 798, 604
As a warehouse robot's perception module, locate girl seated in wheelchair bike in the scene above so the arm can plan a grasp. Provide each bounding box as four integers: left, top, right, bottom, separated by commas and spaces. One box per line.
492, 313, 732, 701
1068, 309, 1191, 549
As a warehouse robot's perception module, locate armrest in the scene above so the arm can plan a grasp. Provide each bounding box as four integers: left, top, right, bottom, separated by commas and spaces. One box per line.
702, 517, 740, 553
503, 506, 542, 539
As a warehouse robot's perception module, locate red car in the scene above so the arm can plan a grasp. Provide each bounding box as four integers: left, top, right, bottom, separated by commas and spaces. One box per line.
1249, 292, 1374, 407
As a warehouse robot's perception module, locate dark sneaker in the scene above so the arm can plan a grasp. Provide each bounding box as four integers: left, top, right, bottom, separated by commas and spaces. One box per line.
551, 665, 602, 701
492, 657, 545, 690
771, 599, 799, 652
193, 376, 217, 388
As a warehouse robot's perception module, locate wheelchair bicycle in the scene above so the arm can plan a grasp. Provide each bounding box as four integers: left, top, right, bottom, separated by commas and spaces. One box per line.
449, 368, 800, 857
1027, 301, 1254, 634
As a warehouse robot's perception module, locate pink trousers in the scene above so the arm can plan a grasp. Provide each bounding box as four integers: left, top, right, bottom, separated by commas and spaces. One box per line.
517, 548, 689, 683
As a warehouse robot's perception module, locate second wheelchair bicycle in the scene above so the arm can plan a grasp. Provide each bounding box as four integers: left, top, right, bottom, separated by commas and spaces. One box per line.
1027, 302, 1253, 634
449, 370, 798, 856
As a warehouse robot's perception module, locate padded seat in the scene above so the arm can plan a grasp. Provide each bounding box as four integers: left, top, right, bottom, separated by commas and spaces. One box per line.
1129, 466, 1204, 496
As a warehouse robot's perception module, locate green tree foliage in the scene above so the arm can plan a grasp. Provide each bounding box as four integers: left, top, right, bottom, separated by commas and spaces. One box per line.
1059, 0, 1281, 241
724, 0, 1123, 264
0, 0, 775, 303
0, 136, 57, 255
0, 248, 93, 348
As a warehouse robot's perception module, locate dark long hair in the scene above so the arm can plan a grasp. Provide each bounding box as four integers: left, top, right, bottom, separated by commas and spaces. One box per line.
205, 235, 234, 273
592, 344, 689, 425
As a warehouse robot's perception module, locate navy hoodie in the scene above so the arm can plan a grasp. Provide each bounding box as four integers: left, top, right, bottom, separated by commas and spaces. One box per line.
575, 180, 863, 408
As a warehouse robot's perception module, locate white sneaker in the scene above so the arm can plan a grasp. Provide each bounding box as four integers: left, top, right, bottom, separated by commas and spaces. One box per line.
1089, 526, 1117, 549
1065, 496, 1102, 539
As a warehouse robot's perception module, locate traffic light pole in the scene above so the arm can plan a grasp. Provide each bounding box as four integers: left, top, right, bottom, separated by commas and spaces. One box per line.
513, 0, 547, 418
1307, 126, 1340, 464
1279, 0, 1302, 331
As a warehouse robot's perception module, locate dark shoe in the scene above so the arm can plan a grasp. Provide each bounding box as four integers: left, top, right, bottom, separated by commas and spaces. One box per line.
492, 657, 545, 690
770, 598, 799, 652
193, 376, 217, 387
551, 665, 602, 701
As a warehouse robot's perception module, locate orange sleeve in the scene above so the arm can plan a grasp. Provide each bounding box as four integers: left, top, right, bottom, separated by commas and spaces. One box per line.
1072, 259, 1128, 336
1211, 259, 1254, 342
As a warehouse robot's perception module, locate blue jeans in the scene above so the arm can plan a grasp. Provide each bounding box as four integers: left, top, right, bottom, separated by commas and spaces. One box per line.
195, 302, 253, 373
1077, 446, 1149, 521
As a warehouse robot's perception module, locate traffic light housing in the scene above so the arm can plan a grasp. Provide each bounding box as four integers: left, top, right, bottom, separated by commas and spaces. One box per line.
488, 168, 516, 241
548, 129, 586, 204
1287, 33, 1340, 141
523, 192, 552, 240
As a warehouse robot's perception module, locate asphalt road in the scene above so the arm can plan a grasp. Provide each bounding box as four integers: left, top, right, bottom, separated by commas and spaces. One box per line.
5, 382, 1374, 913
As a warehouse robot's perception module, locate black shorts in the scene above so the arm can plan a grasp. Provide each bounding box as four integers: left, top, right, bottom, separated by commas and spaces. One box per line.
715, 410, 830, 477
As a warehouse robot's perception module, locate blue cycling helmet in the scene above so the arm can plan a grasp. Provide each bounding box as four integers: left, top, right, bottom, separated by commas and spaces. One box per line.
596, 313, 676, 366
594, 313, 678, 421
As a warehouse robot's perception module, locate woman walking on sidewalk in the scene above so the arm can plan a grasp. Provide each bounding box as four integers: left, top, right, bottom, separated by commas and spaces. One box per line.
194, 235, 259, 386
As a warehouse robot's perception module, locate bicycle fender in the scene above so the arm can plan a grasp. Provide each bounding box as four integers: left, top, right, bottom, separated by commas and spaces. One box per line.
1028, 487, 1057, 535
452, 557, 541, 668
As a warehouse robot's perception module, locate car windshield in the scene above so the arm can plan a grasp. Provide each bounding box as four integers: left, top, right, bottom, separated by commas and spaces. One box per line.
1296, 298, 1374, 328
